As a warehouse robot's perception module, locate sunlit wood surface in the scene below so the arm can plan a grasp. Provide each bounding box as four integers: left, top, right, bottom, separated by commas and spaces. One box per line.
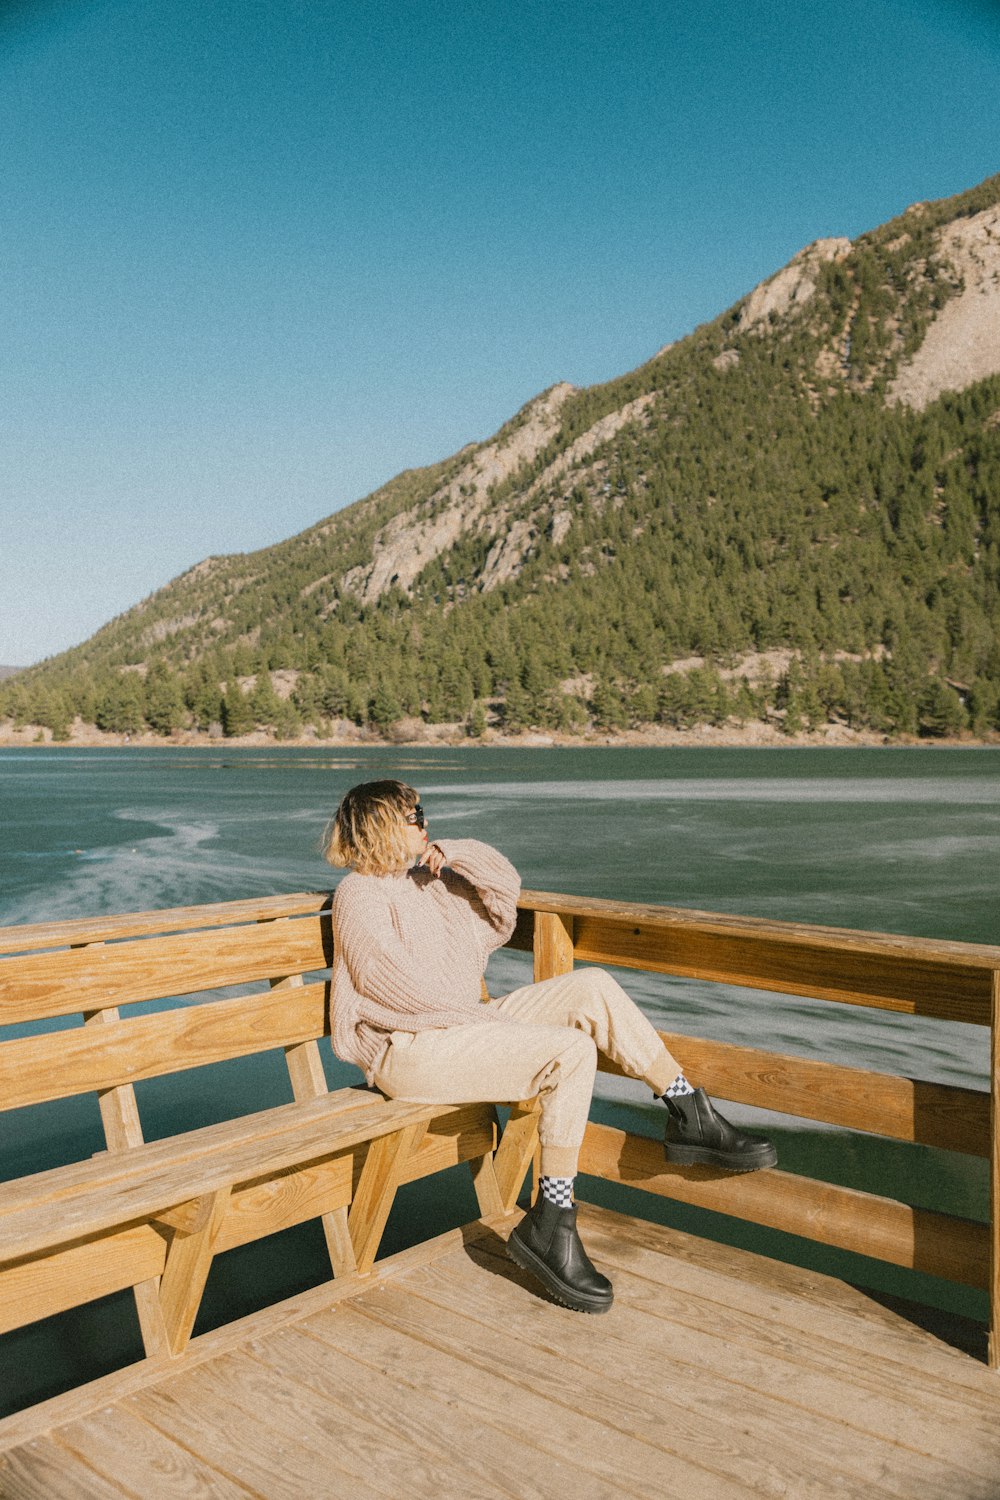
2, 1202, 998, 1500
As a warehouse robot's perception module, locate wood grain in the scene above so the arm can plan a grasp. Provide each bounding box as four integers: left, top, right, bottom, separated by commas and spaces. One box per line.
0, 1094, 450, 1261
600, 1029, 991, 1155
51, 1405, 256, 1499
573, 914, 992, 1022
578, 1120, 989, 1287
159, 1187, 232, 1355
0, 915, 330, 1025
0, 1224, 167, 1336
0, 983, 328, 1111
0, 891, 331, 956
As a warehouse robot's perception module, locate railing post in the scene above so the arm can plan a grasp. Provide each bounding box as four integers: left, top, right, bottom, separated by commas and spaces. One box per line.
990, 971, 1000, 1370
533, 910, 575, 983
517, 911, 576, 1203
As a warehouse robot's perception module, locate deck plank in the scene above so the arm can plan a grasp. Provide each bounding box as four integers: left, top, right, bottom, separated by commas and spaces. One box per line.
133, 1346, 518, 1500
249, 1320, 636, 1500
49, 1406, 255, 1498
0, 1437, 133, 1498
578, 1201, 990, 1380
125, 1370, 389, 1500
4, 1209, 999, 1500
404, 1234, 998, 1498
463, 1234, 1000, 1491
577, 1203, 997, 1403
357, 1266, 887, 1499
301, 1300, 747, 1500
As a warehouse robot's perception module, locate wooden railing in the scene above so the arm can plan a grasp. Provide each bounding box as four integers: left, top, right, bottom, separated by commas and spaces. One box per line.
1, 888, 999, 1385
514, 891, 1000, 1365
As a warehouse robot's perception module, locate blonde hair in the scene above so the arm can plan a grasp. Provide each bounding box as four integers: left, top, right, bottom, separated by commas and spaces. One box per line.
323, 779, 420, 876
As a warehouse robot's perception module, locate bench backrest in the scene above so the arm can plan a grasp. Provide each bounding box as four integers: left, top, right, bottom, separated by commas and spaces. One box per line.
0, 893, 334, 1132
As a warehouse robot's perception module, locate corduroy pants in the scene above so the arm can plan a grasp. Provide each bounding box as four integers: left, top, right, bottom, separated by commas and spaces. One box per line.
371, 966, 681, 1178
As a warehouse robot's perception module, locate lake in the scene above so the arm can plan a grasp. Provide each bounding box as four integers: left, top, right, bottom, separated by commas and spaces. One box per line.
2, 744, 999, 1414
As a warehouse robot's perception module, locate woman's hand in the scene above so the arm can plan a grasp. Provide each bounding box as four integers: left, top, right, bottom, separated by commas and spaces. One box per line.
418, 842, 447, 879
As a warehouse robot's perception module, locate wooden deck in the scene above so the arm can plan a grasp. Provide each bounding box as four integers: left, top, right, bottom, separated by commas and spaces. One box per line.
2, 1202, 998, 1500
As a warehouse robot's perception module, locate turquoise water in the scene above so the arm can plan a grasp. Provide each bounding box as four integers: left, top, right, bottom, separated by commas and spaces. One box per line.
2, 745, 999, 1411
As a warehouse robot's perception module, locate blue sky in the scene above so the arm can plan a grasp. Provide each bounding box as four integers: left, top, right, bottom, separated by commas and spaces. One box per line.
2, 0, 999, 665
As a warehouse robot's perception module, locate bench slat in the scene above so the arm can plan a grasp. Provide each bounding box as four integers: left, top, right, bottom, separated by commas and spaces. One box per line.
0, 916, 331, 1025
0, 983, 328, 1111
0, 1093, 459, 1262
0, 1224, 167, 1338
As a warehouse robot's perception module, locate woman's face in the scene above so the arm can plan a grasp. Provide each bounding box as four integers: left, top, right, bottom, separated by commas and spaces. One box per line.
401, 798, 428, 862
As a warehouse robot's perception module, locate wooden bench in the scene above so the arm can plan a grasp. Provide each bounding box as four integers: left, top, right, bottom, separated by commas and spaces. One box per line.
0, 894, 540, 1361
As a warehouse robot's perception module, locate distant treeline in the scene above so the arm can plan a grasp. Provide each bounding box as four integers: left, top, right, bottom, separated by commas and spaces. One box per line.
5, 175, 1000, 741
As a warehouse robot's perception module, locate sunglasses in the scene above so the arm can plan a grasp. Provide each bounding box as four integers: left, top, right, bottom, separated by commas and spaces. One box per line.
405, 803, 426, 830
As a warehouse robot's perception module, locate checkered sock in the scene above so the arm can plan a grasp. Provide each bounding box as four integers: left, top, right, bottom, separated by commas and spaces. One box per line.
660, 1072, 695, 1100
539, 1175, 574, 1208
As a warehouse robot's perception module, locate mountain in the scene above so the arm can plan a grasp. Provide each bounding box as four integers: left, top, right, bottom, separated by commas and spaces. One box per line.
5, 173, 1000, 743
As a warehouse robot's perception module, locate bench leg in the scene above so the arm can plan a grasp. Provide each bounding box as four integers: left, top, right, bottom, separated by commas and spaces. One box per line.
158, 1186, 232, 1356
349, 1122, 426, 1274
467, 1107, 505, 1217
281, 1032, 360, 1278
491, 1099, 542, 1214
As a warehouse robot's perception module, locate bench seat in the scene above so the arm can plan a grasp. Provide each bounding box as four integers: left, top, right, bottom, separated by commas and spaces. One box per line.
0, 1087, 520, 1356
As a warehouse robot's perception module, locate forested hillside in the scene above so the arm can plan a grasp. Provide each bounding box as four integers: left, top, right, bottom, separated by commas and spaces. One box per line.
5, 174, 1000, 742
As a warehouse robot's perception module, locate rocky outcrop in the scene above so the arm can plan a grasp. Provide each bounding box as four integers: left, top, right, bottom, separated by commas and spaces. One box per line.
888, 204, 1000, 409
341, 384, 658, 601
341, 383, 576, 602
737, 238, 851, 333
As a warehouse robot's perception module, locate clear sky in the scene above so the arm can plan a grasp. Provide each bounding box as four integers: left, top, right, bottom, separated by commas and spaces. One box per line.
2, 0, 999, 665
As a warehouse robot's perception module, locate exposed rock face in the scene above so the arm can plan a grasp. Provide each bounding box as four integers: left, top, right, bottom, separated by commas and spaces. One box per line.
341, 385, 657, 602
737, 238, 851, 333
888, 204, 1000, 409
342, 382, 576, 602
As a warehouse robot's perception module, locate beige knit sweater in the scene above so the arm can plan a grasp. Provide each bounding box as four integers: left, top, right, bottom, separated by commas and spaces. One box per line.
330, 838, 521, 1080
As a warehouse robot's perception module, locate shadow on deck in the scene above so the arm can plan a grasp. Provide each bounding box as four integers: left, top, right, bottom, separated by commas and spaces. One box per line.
2, 1202, 998, 1500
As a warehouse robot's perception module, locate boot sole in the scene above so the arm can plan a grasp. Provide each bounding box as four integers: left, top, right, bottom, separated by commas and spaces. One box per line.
506, 1230, 614, 1314
665, 1141, 778, 1171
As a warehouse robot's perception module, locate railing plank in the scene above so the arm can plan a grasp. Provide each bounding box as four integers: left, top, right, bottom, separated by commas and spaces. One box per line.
578, 1121, 988, 1288
0, 984, 329, 1111
0, 917, 331, 1025
599, 1030, 991, 1157
572, 914, 992, 1024
518, 890, 1000, 972
0, 892, 331, 956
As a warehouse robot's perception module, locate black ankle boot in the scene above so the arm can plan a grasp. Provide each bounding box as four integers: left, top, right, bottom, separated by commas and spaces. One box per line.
506, 1196, 614, 1313
664, 1088, 777, 1171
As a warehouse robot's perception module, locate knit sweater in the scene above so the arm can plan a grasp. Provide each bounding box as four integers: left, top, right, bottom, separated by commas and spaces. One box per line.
329, 838, 521, 1080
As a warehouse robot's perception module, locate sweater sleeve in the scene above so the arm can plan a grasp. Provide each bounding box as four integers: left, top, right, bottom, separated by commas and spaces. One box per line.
430, 838, 520, 944
333, 876, 478, 1021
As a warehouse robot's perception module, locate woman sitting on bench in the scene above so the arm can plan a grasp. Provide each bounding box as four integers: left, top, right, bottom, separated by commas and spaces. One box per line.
325, 779, 776, 1315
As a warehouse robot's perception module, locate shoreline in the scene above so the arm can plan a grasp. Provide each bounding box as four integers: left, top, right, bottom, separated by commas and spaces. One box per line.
1, 720, 997, 751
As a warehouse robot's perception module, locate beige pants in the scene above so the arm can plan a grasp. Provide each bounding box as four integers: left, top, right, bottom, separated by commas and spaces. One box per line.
372, 967, 681, 1178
